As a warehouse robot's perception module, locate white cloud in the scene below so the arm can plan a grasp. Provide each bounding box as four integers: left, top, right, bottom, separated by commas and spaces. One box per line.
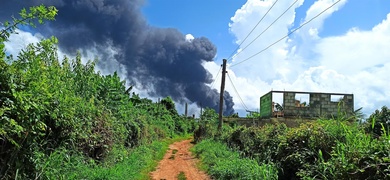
304, 0, 347, 30
228, 0, 305, 83
185, 34, 194, 42
316, 15, 390, 74
206, 0, 390, 116
4, 30, 42, 57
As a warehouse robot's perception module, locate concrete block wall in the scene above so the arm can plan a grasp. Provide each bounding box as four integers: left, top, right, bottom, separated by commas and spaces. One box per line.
282, 92, 354, 118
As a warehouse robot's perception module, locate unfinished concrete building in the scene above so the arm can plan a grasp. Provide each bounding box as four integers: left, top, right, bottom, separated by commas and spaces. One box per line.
260, 91, 354, 119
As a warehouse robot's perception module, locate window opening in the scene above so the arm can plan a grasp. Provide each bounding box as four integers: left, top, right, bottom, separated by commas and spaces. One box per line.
331, 95, 344, 102
295, 93, 310, 107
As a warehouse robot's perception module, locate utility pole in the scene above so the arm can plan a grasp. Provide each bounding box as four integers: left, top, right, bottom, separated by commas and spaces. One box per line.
200, 102, 202, 120
157, 98, 160, 120
218, 59, 227, 131
185, 103, 188, 117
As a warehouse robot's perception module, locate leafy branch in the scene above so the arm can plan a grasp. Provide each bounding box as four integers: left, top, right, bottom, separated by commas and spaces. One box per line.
0, 5, 58, 42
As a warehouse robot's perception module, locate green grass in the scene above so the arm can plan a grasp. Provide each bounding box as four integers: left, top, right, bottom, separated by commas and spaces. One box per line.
177, 171, 187, 180
204, 119, 390, 179
192, 139, 278, 180
50, 135, 192, 180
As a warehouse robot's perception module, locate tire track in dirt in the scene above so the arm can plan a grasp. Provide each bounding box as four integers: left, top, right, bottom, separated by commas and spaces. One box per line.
150, 139, 210, 180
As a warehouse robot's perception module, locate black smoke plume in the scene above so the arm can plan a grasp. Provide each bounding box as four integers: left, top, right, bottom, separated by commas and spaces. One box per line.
1, 0, 235, 115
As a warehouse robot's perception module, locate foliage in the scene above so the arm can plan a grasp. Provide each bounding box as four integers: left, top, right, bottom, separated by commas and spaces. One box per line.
192, 139, 278, 180
177, 171, 187, 180
0, 5, 57, 42
196, 115, 390, 179
194, 108, 218, 143
44, 136, 191, 180
298, 120, 390, 179
200, 108, 218, 123
0, 6, 195, 179
366, 106, 390, 137
246, 111, 261, 118
353, 107, 366, 123
160, 96, 178, 116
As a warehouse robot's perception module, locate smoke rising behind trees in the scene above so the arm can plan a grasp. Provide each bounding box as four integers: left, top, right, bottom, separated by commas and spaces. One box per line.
1, 0, 235, 115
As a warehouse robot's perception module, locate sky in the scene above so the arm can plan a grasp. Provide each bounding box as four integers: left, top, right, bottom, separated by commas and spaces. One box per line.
3, 0, 390, 117
144, 0, 390, 116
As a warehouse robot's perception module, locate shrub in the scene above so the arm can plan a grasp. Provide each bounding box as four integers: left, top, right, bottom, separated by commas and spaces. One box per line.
202, 117, 390, 179
366, 106, 390, 137
192, 139, 278, 180
0, 7, 196, 178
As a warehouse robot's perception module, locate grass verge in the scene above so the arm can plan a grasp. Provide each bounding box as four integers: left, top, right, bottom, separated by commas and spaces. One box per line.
58, 134, 192, 180
191, 139, 278, 180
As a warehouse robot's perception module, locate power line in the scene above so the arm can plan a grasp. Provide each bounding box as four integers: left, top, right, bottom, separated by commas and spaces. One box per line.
230, 0, 342, 67
228, 0, 299, 61
205, 65, 222, 100
202, 65, 222, 115
226, 72, 249, 111
210, 65, 222, 91
226, 0, 279, 61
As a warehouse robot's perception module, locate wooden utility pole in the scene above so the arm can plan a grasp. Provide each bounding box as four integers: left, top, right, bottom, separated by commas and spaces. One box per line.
218, 59, 227, 131
200, 103, 202, 120
157, 98, 160, 120
185, 103, 188, 117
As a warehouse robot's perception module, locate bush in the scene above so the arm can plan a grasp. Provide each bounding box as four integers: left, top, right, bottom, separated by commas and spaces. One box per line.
200, 117, 390, 179
0, 10, 196, 178
194, 108, 219, 143
223, 123, 288, 162
299, 121, 390, 179
366, 106, 390, 137
192, 139, 278, 180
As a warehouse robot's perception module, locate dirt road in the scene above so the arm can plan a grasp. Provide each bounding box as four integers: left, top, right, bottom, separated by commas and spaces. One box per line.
150, 139, 210, 180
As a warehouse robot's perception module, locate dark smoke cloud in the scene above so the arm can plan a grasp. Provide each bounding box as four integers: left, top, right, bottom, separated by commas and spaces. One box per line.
1, 0, 235, 115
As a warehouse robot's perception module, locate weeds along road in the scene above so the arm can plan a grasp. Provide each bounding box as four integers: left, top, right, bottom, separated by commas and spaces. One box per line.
150, 139, 210, 180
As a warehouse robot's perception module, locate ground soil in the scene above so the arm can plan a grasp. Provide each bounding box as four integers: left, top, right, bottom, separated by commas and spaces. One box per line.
150, 139, 210, 180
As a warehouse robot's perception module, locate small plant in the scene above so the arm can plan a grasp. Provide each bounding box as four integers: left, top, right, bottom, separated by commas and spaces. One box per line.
172, 149, 178, 154
177, 171, 187, 180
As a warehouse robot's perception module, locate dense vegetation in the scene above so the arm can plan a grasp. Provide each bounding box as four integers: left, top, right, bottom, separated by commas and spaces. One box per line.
193, 108, 390, 179
192, 139, 278, 180
2, 5, 390, 180
0, 6, 195, 179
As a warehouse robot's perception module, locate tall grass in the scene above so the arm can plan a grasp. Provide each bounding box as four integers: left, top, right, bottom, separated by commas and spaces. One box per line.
195, 116, 390, 179
192, 139, 278, 180
39, 135, 191, 180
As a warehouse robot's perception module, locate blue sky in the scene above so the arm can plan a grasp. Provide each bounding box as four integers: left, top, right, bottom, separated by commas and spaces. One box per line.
318, 0, 390, 36
143, 0, 390, 115
143, 0, 390, 63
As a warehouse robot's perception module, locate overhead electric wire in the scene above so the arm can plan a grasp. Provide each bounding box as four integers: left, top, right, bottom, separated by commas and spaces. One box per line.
210, 66, 222, 91
230, 0, 342, 67
226, 72, 249, 111
226, 0, 279, 61
228, 0, 299, 61
205, 65, 222, 98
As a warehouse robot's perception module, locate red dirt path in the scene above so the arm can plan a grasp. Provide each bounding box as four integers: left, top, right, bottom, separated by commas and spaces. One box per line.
150, 139, 210, 180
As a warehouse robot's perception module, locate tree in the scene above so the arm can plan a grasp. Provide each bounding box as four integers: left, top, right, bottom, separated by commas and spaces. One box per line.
160, 96, 178, 115
0, 5, 57, 42
0, 5, 58, 179
367, 106, 390, 137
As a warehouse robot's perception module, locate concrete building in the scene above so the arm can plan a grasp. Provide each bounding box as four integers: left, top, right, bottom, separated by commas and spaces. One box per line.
260, 91, 354, 118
